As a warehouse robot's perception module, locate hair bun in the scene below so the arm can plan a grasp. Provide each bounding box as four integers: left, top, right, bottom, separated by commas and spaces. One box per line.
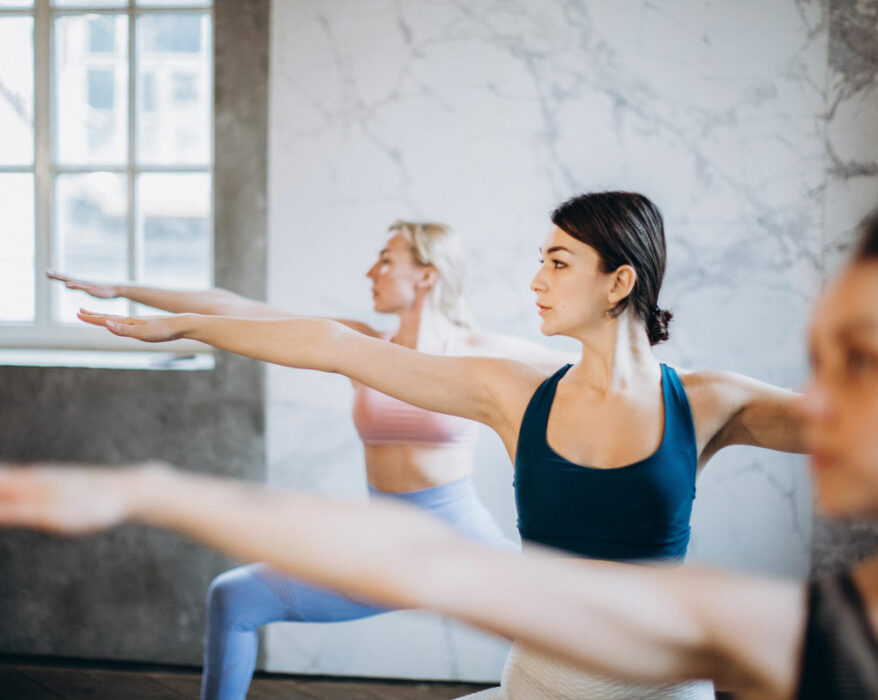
646, 307, 672, 345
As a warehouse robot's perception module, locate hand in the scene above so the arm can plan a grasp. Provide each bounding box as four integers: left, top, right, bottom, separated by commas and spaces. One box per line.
0, 463, 153, 534
77, 309, 190, 342
47, 271, 120, 299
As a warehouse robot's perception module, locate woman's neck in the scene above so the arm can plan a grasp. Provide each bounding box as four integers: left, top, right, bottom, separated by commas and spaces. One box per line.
567, 311, 659, 394
392, 293, 460, 352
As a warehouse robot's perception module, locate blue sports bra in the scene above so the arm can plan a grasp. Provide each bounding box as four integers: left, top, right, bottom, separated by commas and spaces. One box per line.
514, 363, 698, 562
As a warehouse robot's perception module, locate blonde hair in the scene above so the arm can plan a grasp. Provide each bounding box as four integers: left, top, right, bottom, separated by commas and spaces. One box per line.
389, 220, 474, 330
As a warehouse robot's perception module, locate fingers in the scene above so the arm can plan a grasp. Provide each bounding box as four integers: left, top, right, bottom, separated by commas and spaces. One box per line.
47, 270, 88, 292
77, 309, 155, 339
46, 270, 79, 287
77, 309, 131, 322
77, 309, 133, 335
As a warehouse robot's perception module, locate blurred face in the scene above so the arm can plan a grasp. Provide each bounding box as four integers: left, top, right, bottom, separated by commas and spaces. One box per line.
366, 229, 429, 314
530, 226, 618, 337
803, 262, 878, 518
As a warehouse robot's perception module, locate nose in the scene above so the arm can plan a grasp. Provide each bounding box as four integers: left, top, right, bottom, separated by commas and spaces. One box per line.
530, 267, 547, 294
366, 262, 378, 279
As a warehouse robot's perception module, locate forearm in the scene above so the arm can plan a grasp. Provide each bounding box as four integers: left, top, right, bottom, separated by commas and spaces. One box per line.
180, 315, 346, 371
423, 549, 720, 683
128, 466, 453, 609
118, 285, 256, 316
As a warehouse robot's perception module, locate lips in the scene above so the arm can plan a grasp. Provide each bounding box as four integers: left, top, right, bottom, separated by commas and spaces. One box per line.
536, 302, 551, 315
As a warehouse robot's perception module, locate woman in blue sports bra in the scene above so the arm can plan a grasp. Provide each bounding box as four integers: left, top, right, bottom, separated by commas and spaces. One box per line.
80, 191, 806, 698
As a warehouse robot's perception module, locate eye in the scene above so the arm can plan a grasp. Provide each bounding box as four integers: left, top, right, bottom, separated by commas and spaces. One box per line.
552, 259, 566, 269
846, 348, 876, 375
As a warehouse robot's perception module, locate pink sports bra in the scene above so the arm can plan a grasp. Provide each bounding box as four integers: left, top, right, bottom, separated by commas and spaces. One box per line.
352, 381, 479, 446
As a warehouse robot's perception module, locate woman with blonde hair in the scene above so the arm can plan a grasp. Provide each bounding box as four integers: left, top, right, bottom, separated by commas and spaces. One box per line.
49, 220, 570, 700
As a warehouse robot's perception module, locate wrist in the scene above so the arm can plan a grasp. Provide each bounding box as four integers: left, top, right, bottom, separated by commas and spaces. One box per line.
126, 461, 178, 526
172, 312, 201, 340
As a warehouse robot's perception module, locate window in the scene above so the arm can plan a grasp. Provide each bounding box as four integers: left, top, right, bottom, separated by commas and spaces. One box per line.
0, 0, 213, 354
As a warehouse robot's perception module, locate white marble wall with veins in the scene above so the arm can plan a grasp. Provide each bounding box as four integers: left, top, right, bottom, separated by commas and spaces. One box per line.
262, 0, 868, 682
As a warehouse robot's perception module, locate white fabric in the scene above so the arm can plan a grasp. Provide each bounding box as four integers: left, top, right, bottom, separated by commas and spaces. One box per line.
456, 688, 503, 699
457, 644, 715, 699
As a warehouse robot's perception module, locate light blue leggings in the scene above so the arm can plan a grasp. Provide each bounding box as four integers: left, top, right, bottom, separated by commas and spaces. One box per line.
201, 477, 515, 700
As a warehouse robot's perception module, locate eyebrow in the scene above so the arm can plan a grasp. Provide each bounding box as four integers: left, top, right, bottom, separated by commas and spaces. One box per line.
539, 245, 574, 255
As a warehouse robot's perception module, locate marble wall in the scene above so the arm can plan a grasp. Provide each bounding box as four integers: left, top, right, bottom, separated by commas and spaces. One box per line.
264, 0, 869, 682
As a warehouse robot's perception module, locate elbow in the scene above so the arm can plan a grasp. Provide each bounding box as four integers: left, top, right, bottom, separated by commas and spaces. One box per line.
319, 320, 352, 374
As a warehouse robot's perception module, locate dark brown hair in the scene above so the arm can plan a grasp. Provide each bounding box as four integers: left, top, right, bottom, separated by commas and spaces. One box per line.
551, 191, 672, 345
854, 209, 878, 262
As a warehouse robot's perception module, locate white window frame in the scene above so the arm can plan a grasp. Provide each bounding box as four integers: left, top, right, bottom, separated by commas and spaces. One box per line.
0, 0, 214, 356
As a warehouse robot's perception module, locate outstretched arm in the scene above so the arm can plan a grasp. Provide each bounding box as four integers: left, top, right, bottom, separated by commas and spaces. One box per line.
47, 272, 375, 334
684, 371, 806, 467
0, 463, 804, 696
77, 311, 540, 430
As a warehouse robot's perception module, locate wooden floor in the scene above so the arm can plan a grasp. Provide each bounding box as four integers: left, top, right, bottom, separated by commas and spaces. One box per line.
0, 658, 493, 699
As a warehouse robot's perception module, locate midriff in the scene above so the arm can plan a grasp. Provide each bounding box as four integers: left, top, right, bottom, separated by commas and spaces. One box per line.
364, 443, 475, 493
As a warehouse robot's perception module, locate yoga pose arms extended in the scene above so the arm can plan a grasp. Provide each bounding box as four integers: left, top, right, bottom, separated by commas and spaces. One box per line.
682, 371, 805, 467
47, 271, 378, 334
78, 310, 542, 438
0, 463, 804, 698
51, 272, 574, 373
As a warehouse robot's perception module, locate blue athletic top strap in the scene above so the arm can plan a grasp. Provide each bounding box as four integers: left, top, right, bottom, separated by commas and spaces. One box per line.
513, 363, 698, 562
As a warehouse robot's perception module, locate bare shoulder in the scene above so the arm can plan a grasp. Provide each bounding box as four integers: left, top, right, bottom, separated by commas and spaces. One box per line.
462, 345, 554, 444
675, 367, 780, 417
677, 367, 794, 398
463, 334, 554, 384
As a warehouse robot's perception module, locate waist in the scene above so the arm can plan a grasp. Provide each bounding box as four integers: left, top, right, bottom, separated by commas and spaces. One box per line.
519, 529, 690, 562
502, 643, 714, 698
364, 443, 475, 492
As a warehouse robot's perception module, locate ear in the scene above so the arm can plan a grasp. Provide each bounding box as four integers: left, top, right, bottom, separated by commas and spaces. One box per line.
417, 265, 439, 290
607, 264, 637, 305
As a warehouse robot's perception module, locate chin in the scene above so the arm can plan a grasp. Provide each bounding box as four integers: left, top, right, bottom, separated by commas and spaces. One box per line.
539, 319, 558, 336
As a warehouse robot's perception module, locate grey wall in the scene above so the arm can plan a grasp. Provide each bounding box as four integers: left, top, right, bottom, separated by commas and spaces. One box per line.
0, 0, 269, 665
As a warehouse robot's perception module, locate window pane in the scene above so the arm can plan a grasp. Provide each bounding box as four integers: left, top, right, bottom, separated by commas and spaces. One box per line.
0, 174, 34, 321
0, 1, 33, 7
137, 0, 211, 6
0, 17, 34, 165
55, 15, 128, 165
52, 1, 126, 7
55, 173, 128, 322
138, 172, 211, 289
137, 13, 211, 165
